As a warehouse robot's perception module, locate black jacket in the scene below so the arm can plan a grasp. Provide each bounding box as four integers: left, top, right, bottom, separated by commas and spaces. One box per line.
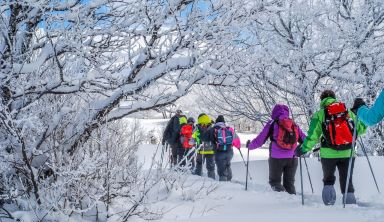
163, 115, 181, 144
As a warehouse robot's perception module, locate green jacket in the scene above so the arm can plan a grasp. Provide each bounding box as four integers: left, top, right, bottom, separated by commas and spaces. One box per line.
301, 97, 367, 158
192, 129, 201, 145
192, 127, 215, 155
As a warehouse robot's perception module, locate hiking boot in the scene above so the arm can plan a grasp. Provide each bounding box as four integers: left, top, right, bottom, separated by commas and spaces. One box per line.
219, 176, 228, 181
322, 185, 336, 206
271, 184, 286, 192
343, 192, 357, 204
192, 170, 201, 176
207, 171, 215, 180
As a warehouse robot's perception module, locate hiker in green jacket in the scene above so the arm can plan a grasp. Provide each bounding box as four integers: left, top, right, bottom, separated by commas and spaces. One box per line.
296, 90, 367, 205
192, 114, 215, 179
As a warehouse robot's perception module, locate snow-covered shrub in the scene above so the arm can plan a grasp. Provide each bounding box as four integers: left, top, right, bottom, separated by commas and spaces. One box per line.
0, 0, 247, 220
198, 0, 384, 153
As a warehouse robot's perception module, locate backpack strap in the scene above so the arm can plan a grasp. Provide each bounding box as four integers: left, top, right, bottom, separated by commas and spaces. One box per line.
268, 120, 277, 142
268, 120, 277, 157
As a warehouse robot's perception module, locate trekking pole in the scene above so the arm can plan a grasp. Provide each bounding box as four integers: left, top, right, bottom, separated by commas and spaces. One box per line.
160, 143, 165, 169
303, 157, 314, 194
245, 147, 250, 191
289, 111, 312, 194
299, 156, 304, 205
358, 139, 380, 193
343, 118, 358, 208
238, 148, 253, 180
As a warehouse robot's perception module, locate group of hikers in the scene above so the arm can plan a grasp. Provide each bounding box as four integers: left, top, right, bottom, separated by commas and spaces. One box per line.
162, 89, 384, 205
162, 113, 241, 181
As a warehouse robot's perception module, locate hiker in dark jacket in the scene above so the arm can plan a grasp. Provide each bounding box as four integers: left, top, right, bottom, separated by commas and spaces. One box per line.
162, 110, 184, 166
209, 115, 241, 181
246, 104, 306, 194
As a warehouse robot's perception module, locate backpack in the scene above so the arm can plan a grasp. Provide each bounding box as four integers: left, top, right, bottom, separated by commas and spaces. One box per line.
214, 126, 233, 151
180, 124, 195, 149
322, 102, 355, 150
270, 119, 299, 150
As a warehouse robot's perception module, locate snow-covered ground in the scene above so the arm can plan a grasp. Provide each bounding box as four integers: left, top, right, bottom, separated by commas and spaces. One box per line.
135, 143, 384, 222
132, 118, 384, 222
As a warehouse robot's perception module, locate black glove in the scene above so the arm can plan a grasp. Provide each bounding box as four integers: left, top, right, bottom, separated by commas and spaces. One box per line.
161, 139, 166, 145
351, 98, 366, 114
246, 140, 251, 148
295, 145, 306, 157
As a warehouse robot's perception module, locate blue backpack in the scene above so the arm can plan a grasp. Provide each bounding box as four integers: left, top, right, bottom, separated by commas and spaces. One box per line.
215, 127, 233, 151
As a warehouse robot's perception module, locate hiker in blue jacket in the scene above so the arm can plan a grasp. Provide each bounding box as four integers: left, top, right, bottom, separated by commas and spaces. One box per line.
356, 89, 384, 126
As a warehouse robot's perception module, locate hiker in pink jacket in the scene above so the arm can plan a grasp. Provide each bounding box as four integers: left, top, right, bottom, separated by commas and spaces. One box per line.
246, 104, 306, 194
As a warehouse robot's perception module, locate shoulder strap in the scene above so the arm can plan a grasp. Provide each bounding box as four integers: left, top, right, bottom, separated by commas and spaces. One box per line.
268, 120, 277, 142
267, 120, 277, 157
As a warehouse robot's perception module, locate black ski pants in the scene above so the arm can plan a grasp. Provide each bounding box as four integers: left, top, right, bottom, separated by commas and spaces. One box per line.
179, 148, 195, 168
269, 157, 298, 195
170, 143, 178, 166
171, 143, 189, 167
195, 153, 215, 179
215, 149, 233, 181
321, 158, 355, 194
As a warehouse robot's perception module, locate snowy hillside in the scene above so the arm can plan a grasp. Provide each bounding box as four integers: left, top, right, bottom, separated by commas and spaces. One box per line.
130, 117, 384, 222
135, 143, 384, 222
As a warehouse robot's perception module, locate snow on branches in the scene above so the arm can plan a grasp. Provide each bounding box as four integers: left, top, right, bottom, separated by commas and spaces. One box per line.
0, 0, 242, 220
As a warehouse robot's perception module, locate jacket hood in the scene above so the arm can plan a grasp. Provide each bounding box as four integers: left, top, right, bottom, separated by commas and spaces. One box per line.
179, 116, 187, 125
271, 104, 289, 120
214, 122, 226, 128
320, 97, 337, 108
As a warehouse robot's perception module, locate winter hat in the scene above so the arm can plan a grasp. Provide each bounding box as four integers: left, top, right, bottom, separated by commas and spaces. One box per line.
187, 117, 195, 124
351, 98, 366, 114
215, 115, 225, 123
176, 109, 183, 115
197, 114, 211, 125
320, 90, 336, 101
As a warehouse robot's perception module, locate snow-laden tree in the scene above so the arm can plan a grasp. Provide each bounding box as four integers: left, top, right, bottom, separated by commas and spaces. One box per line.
201, 0, 384, 152
0, 0, 246, 219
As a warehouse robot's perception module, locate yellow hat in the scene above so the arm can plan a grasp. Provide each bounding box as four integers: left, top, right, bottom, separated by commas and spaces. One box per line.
197, 114, 211, 125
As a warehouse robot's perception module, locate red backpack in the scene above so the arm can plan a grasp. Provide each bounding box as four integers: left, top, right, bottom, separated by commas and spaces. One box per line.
322, 102, 355, 150
180, 124, 195, 149
270, 119, 299, 150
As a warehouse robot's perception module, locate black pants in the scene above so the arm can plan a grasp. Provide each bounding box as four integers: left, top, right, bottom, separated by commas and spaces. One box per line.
171, 143, 188, 167
269, 157, 298, 194
179, 148, 195, 168
170, 143, 178, 166
321, 158, 355, 193
215, 149, 233, 181
195, 153, 215, 178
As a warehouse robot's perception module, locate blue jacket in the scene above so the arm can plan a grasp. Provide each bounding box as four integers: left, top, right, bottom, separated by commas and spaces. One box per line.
357, 89, 384, 126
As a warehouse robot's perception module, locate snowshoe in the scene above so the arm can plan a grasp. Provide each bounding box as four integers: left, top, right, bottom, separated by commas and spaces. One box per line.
343, 192, 357, 204
322, 185, 336, 206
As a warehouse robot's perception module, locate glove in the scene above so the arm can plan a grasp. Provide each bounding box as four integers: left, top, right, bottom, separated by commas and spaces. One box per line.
246, 140, 251, 149
161, 139, 166, 145
351, 98, 366, 114
295, 145, 306, 157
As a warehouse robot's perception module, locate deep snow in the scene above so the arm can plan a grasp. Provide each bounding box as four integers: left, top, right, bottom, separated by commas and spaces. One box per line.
134, 142, 384, 222
110, 117, 384, 222
132, 116, 384, 222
